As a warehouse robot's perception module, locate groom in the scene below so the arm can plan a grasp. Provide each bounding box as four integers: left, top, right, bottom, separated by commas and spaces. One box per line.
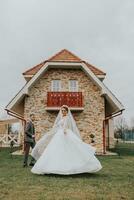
23, 113, 36, 167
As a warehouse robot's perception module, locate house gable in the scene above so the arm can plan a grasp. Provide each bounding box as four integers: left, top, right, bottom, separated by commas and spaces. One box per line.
24, 67, 105, 150
6, 60, 124, 115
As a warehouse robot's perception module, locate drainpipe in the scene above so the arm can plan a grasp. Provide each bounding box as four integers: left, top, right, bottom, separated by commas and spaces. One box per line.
5, 109, 26, 138
103, 109, 124, 154
5, 109, 26, 123
5, 109, 26, 151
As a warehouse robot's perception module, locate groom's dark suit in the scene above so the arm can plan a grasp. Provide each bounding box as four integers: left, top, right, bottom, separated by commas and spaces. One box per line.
23, 120, 36, 166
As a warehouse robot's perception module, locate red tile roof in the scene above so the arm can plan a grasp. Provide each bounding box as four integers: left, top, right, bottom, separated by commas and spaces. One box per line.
48, 49, 82, 62
23, 62, 46, 76
84, 61, 106, 76
23, 49, 106, 76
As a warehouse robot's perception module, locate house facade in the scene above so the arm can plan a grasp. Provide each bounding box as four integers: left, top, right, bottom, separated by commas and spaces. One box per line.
6, 49, 124, 154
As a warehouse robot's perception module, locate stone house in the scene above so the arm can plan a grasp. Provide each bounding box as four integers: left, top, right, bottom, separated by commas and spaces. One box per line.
5, 49, 124, 154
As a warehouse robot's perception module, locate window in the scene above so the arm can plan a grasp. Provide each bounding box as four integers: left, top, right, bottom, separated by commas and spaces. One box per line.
69, 80, 78, 92
51, 80, 61, 91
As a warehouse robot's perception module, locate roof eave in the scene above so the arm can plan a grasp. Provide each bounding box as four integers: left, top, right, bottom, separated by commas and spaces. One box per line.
6, 61, 124, 114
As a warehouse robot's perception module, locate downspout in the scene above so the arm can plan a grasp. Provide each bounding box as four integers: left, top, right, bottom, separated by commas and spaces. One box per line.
5, 109, 26, 148
103, 109, 124, 154
5, 109, 26, 134
5, 109, 26, 122
5, 109, 26, 150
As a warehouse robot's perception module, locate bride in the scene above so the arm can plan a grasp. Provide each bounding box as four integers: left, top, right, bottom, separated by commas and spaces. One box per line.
31, 105, 102, 175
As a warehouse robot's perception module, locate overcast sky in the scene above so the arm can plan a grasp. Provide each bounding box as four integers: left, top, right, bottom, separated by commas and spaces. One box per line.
0, 0, 134, 124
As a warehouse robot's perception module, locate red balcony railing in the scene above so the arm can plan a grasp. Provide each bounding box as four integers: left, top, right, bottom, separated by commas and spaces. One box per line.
47, 92, 83, 108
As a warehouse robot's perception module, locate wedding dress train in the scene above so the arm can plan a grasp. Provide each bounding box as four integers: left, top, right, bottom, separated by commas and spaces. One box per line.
31, 108, 102, 175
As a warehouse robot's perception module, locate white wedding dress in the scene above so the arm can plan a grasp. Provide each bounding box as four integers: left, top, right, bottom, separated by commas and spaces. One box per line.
31, 108, 102, 175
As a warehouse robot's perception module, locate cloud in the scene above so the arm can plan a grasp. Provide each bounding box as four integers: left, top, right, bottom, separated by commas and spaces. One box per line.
0, 0, 134, 121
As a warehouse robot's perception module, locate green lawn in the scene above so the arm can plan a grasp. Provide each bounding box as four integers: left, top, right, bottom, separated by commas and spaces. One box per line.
0, 145, 134, 200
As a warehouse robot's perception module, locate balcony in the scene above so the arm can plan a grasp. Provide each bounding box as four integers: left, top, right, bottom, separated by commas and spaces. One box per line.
46, 92, 84, 111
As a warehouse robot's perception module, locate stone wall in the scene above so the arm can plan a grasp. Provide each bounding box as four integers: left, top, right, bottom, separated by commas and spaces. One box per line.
24, 68, 105, 153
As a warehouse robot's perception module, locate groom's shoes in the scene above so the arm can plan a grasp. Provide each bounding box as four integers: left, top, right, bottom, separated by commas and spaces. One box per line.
23, 163, 28, 168
29, 162, 35, 166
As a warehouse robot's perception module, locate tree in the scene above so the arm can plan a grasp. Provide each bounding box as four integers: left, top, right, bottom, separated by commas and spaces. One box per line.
130, 117, 134, 131
114, 116, 128, 139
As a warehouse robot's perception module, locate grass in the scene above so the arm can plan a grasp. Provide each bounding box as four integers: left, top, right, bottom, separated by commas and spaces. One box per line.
0, 145, 134, 200
111, 142, 134, 156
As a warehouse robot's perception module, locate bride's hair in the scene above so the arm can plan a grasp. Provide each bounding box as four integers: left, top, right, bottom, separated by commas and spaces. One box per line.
61, 105, 69, 113
51, 105, 81, 139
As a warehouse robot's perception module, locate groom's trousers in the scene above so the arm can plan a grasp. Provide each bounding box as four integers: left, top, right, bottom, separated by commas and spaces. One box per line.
23, 141, 35, 165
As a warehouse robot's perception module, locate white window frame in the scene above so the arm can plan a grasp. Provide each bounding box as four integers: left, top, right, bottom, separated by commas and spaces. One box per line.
51, 80, 61, 91
69, 80, 78, 92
